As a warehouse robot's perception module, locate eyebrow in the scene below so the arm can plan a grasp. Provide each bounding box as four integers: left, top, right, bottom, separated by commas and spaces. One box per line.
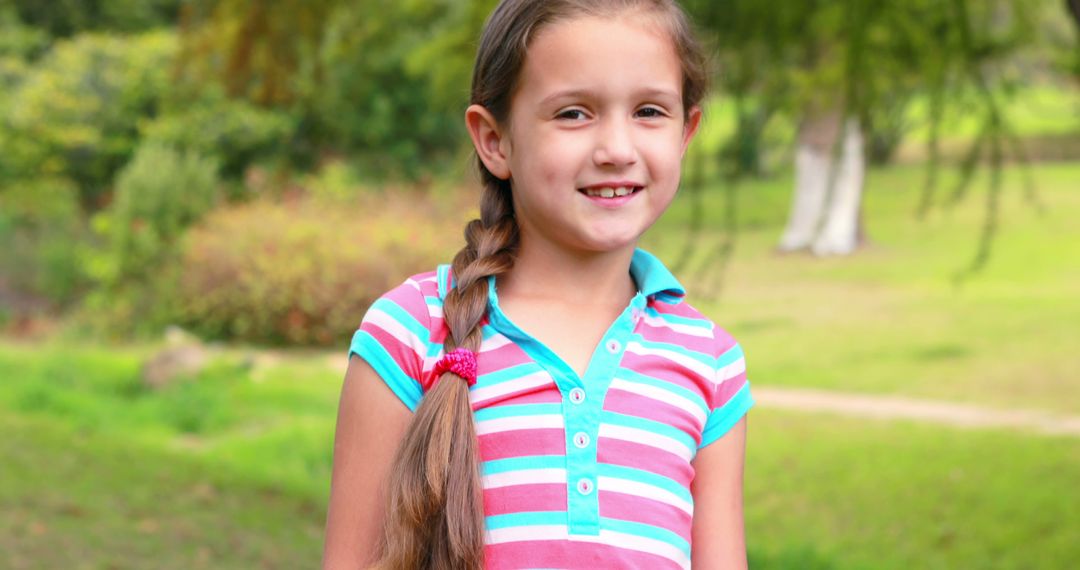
539, 87, 681, 106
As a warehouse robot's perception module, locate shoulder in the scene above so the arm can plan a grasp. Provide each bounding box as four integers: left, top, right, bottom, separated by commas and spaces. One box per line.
647, 296, 740, 359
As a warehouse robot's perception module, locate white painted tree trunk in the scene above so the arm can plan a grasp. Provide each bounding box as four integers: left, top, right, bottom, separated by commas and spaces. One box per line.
778, 115, 866, 256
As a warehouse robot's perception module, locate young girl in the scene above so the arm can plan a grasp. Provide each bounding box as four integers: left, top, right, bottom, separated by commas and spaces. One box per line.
323, 1, 753, 568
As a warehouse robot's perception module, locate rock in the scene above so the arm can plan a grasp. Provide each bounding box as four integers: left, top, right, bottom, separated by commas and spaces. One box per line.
142, 328, 210, 390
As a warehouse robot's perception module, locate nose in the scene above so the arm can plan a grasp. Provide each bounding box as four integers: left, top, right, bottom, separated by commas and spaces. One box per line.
592, 117, 637, 167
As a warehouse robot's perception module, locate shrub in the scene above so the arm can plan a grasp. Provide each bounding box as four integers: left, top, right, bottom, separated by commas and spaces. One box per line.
104, 142, 220, 283
0, 177, 88, 309
172, 193, 461, 346
1, 30, 176, 208
139, 90, 295, 180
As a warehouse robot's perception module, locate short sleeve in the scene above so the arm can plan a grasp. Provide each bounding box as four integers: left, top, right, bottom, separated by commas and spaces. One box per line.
348, 278, 434, 412
699, 333, 755, 448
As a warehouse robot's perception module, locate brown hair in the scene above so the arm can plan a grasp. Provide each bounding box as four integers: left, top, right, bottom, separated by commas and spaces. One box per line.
377, 1, 708, 568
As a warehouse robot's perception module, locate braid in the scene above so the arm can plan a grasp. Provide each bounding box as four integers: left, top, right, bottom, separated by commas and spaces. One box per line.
377, 170, 518, 570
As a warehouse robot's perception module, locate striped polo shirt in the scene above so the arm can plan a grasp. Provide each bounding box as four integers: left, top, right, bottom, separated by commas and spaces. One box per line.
350, 248, 754, 569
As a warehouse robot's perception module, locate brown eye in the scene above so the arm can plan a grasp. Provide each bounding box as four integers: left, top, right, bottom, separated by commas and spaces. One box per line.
636, 106, 664, 118
556, 109, 587, 120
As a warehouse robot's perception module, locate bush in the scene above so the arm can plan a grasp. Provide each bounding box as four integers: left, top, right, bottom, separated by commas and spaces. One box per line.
102, 142, 220, 283
172, 193, 461, 346
1, 30, 176, 208
0, 177, 88, 309
72, 143, 219, 336
139, 90, 295, 180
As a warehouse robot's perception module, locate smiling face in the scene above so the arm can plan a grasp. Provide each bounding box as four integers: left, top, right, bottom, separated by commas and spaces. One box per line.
496, 12, 701, 257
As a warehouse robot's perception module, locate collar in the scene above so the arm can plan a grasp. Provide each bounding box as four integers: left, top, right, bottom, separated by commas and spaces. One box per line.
631, 248, 685, 302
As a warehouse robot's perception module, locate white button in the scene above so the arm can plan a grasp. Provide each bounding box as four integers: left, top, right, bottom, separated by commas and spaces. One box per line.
573, 432, 590, 448
606, 339, 621, 354
569, 388, 586, 404
576, 478, 594, 495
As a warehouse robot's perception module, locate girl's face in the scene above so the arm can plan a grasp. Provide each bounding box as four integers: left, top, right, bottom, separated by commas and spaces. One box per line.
497, 13, 701, 257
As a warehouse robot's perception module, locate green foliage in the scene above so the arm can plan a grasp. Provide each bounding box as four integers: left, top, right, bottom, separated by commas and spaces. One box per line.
172, 193, 458, 345
74, 143, 220, 337
104, 143, 220, 283
0, 177, 88, 307
6, 0, 180, 37
1, 30, 176, 209
139, 88, 295, 178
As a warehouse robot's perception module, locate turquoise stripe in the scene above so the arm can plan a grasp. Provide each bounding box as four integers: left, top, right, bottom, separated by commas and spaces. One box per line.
631, 337, 714, 368
482, 455, 565, 475
474, 403, 563, 423
699, 382, 754, 448
643, 307, 713, 330
485, 513, 691, 557
601, 411, 697, 453
717, 342, 745, 368
486, 511, 567, 530
369, 297, 431, 347
600, 517, 691, 556
614, 369, 709, 411
348, 330, 422, 411
598, 463, 692, 503
478, 362, 544, 386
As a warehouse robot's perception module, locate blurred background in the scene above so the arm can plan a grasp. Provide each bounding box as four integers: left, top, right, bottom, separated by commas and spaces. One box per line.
0, 0, 1077, 568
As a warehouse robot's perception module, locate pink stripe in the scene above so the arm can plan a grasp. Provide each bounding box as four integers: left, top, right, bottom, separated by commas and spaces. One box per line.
485, 540, 682, 570
599, 490, 693, 542
620, 353, 709, 393
603, 389, 703, 440
484, 484, 567, 516
382, 282, 431, 325
480, 430, 565, 461
359, 324, 422, 381
598, 440, 693, 486
712, 372, 748, 409
653, 300, 709, 320
477, 343, 532, 375
485, 388, 563, 407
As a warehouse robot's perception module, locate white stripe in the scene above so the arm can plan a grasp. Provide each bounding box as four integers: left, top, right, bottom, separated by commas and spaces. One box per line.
598, 476, 693, 516
469, 370, 554, 405
599, 424, 693, 462
421, 334, 516, 370
485, 525, 689, 569
475, 414, 563, 435
482, 468, 566, 488
363, 308, 424, 352
427, 304, 443, 319
480, 333, 515, 352
718, 356, 746, 383
609, 378, 707, 427
625, 341, 713, 380
641, 314, 712, 338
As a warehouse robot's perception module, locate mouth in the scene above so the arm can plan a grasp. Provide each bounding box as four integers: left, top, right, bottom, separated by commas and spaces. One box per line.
577, 185, 644, 198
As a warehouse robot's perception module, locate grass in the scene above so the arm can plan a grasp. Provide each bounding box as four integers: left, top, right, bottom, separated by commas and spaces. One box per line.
746, 409, 1080, 570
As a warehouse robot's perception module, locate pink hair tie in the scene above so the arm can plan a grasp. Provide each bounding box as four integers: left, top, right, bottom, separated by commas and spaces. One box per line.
426, 348, 478, 390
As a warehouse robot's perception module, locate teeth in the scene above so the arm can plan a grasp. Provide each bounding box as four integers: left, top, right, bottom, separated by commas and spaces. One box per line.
584, 186, 636, 198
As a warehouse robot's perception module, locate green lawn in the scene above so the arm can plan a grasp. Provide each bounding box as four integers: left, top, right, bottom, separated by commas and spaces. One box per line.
645, 161, 1080, 414
2, 160, 1079, 568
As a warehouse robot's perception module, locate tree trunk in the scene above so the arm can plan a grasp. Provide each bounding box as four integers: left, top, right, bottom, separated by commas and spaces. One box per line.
779, 112, 866, 256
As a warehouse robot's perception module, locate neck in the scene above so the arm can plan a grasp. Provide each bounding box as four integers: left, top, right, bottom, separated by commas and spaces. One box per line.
498, 237, 638, 306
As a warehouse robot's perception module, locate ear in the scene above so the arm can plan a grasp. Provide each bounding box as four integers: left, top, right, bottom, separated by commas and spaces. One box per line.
465, 104, 511, 179
680, 105, 703, 157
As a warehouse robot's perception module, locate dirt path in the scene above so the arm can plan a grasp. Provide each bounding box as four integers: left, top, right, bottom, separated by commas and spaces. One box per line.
753, 387, 1080, 437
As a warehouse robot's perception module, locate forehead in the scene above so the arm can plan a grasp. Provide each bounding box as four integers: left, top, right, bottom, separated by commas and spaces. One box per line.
514, 13, 683, 105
